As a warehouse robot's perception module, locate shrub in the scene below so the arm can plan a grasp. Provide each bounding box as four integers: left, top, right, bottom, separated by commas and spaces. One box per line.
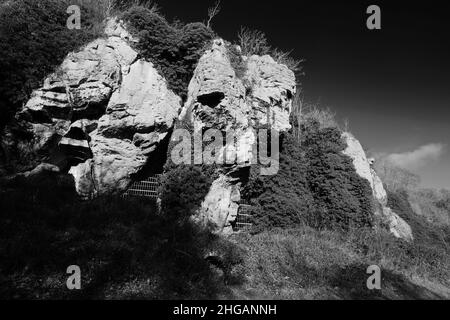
241, 118, 374, 232
302, 105, 339, 130
237, 27, 271, 57
290, 99, 341, 145
159, 119, 219, 219
120, 6, 215, 100
271, 48, 304, 75
241, 132, 314, 233
237, 26, 302, 73
159, 165, 217, 220
303, 121, 374, 229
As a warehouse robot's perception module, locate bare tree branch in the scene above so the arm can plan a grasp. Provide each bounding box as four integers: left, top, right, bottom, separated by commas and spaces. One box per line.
206, 0, 221, 29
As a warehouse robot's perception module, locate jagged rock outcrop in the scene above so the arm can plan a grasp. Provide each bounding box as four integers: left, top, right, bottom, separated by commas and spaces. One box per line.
180, 39, 296, 233
342, 132, 413, 241
245, 55, 295, 132
70, 58, 181, 198
1, 17, 410, 241
1, 19, 181, 197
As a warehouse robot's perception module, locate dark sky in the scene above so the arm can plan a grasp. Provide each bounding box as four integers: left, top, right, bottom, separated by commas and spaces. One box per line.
159, 0, 450, 188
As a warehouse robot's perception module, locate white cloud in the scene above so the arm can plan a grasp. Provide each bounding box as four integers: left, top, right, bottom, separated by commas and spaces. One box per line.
385, 143, 446, 170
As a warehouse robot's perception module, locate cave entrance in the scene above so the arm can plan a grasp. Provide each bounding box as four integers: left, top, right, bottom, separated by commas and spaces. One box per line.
197, 91, 225, 108
123, 129, 172, 199
122, 174, 162, 199
232, 203, 254, 232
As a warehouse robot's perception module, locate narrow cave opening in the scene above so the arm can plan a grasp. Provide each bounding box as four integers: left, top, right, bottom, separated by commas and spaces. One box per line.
197, 91, 225, 108
132, 129, 173, 180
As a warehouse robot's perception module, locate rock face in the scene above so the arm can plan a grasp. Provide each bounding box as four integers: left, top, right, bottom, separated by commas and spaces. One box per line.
342, 132, 413, 241
1, 19, 181, 197
180, 39, 297, 233
1, 19, 410, 240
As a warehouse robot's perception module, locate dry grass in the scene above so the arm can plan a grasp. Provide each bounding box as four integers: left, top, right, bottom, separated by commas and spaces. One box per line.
237, 26, 303, 72
290, 95, 341, 145
229, 225, 449, 299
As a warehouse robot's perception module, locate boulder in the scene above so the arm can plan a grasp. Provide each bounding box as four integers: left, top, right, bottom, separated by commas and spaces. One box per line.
382, 207, 414, 241
195, 175, 241, 234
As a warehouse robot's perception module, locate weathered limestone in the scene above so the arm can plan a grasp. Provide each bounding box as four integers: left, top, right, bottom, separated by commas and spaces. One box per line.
245, 54, 295, 132
2, 19, 181, 197
195, 175, 241, 234
182, 38, 296, 233
71, 58, 181, 198
342, 132, 413, 241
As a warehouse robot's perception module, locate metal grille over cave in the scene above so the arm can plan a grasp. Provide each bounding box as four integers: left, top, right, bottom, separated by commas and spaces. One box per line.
234, 204, 253, 232
123, 174, 162, 199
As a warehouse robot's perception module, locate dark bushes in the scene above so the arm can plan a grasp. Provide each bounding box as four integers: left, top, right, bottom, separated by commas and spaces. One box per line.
241, 132, 314, 232
120, 6, 215, 100
0, 174, 243, 299
242, 119, 374, 232
303, 121, 374, 229
159, 118, 219, 220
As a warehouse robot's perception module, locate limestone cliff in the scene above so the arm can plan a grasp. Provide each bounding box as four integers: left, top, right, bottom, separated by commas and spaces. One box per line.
181, 39, 296, 233
0, 18, 413, 240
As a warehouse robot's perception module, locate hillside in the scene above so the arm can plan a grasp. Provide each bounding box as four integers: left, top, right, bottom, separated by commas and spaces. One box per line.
0, 0, 448, 300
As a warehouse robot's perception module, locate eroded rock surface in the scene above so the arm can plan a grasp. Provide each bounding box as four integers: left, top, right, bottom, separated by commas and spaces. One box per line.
342, 132, 413, 241
1, 19, 181, 197
70, 58, 180, 198
180, 39, 296, 233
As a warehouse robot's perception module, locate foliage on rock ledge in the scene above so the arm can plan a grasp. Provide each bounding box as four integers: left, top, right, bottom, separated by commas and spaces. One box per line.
120, 6, 215, 100
159, 118, 220, 219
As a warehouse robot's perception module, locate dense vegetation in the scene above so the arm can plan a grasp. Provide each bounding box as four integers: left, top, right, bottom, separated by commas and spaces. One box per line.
159, 119, 220, 220
242, 118, 374, 233
1, 168, 447, 299
0, 174, 244, 299
120, 6, 214, 100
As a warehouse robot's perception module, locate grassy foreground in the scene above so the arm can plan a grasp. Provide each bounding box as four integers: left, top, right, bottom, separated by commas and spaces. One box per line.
0, 181, 448, 299
227, 227, 449, 300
